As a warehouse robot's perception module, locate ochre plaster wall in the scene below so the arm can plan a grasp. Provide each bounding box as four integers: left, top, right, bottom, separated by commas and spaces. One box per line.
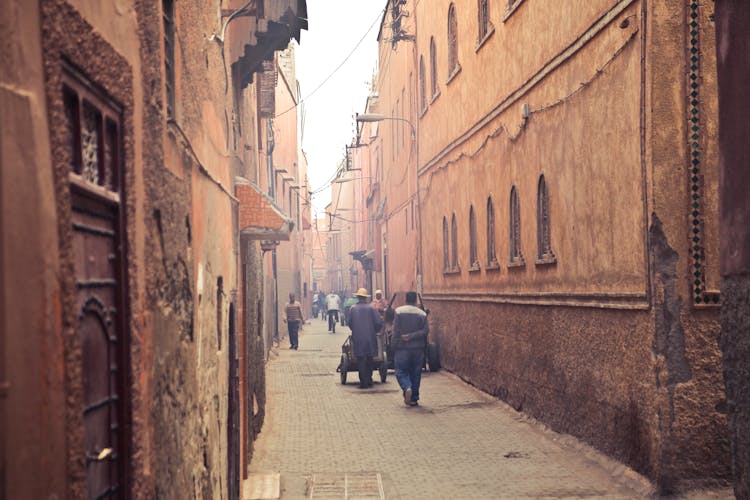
376, 2, 420, 294
0, 0, 67, 497
415, 0, 727, 491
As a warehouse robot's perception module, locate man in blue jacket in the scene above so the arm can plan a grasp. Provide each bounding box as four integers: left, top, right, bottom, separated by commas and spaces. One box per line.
391, 291, 429, 406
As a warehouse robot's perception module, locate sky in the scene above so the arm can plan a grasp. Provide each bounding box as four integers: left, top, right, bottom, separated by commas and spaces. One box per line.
295, 0, 387, 218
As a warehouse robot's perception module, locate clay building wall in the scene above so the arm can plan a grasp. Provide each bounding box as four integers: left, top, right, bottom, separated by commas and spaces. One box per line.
415, 0, 727, 492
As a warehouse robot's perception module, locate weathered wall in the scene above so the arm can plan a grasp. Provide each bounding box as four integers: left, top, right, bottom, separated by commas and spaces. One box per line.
0, 0, 67, 497
377, 1, 420, 294
40, 1, 143, 496
715, 1, 750, 497
415, 0, 727, 491
136, 0, 239, 497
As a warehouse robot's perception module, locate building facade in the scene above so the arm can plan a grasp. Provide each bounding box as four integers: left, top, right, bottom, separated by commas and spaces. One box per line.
716, 1, 750, 497
414, 0, 726, 492
345, 0, 729, 493
0, 0, 306, 498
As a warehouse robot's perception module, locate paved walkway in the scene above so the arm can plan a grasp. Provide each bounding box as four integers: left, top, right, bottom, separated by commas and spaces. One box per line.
246, 317, 655, 499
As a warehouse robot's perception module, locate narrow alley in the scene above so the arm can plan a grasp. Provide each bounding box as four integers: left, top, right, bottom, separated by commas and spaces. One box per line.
246, 317, 652, 499
3, 1, 750, 499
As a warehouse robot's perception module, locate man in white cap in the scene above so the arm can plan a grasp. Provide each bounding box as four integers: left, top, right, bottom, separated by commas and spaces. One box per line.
347, 288, 383, 388
372, 289, 388, 316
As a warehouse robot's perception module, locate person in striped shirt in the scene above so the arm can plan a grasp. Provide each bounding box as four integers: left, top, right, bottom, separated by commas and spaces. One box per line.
283, 292, 304, 350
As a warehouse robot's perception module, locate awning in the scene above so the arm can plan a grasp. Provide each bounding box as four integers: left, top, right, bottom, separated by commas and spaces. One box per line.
232, 0, 308, 88
236, 178, 294, 240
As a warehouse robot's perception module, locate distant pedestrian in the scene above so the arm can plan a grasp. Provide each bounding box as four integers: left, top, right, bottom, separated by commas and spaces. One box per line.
372, 289, 387, 316
326, 291, 341, 333
283, 292, 304, 350
347, 288, 383, 388
392, 291, 428, 406
317, 291, 327, 320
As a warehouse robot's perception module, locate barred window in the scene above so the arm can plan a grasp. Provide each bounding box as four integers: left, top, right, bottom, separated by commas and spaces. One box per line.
478, 0, 491, 41
447, 4, 459, 77
443, 216, 450, 271
487, 196, 498, 266
509, 186, 524, 265
537, 175, 556, 263
163, 0, 175, 118
469, 205, 479, 269
63, 71, 122, 193
451, 213, 459, 270
419, 56, 427, 112
430, 37, 439, 98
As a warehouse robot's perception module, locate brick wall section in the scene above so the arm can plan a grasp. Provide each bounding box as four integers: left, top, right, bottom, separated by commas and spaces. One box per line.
237, 183, 289, 233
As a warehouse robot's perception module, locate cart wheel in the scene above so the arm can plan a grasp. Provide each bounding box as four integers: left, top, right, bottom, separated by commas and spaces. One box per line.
340, 355, 348, 385
427, 342, 441, 372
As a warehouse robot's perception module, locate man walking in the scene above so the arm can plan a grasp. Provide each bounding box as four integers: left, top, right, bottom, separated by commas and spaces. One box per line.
347, 288, 383, 388
283, 292, 303, 350
326, 291, 341, 333
392, 291, 429, 406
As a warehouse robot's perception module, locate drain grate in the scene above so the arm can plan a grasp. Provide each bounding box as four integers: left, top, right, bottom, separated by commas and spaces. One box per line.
309, 473, 384, 499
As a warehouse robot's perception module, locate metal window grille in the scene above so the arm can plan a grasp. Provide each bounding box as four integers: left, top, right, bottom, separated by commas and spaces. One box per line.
430, 38, 438, 97
448, 4, 458, 75
451, 213, 459, 270
443, 216, 449, 271
419, 56, 427, 111
63, 74, 122, 192
478, 0, 489, 41
163, 0, 175, 118
537, 175, 552, 259
469, 205, 478, 266
510, 186, 522, 262
487, 196, 497, 264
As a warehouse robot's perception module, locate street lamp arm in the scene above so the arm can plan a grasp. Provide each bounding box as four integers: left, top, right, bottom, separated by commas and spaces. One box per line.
356, 113, 416, 139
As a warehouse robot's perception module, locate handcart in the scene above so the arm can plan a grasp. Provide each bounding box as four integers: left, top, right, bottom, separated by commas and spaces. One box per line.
336, 331, 388, 385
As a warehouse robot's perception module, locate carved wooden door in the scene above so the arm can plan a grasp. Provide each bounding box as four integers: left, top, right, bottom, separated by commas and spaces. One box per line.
64, 64, 128, 499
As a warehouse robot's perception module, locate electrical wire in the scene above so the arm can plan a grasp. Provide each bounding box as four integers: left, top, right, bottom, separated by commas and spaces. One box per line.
275, 5, 387, 118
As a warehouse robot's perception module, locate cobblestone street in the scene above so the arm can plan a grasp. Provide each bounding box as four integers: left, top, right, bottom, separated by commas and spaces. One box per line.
246, 318, 655, 499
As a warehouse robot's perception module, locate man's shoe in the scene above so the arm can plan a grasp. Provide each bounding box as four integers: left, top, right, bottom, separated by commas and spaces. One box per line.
404, 388, 412, 406
409, 400, 418, 406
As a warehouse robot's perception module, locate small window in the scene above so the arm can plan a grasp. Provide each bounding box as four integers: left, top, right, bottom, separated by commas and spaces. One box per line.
469, 205, 479, 270
451, 213, 459, 271
537, 175, 556, 264
487, 196, 499, 268
509, 186, 525, 266
163, 0, 175, 118
478, 0, 490, 40
447, 4, 460, 78
63, 71, 122, 193
443, 216, 449, 271
430, 37, 439, 98
419, 56, 427, 112
216, 276, 223, 350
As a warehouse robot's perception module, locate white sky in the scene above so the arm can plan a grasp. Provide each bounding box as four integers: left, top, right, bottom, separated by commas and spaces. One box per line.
295, 0, 387, 218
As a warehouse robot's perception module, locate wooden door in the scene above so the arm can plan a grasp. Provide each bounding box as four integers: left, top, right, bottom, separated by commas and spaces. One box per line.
72, 191, 126, 499
64, 64, 128, 499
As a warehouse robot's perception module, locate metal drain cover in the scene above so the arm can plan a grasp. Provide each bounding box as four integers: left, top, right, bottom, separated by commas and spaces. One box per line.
308, 473, 384, 499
